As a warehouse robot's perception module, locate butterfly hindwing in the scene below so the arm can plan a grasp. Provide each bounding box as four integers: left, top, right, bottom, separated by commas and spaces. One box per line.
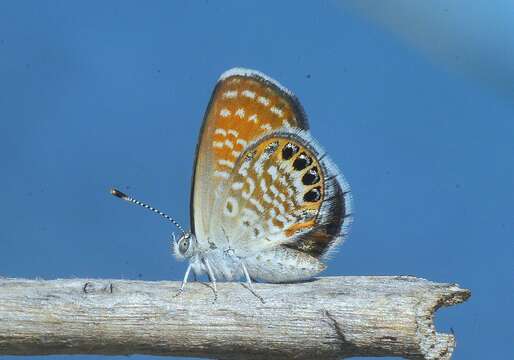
212, 130, 352, 259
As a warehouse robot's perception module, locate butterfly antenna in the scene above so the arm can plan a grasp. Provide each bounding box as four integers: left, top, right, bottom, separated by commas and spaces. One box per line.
110, 188, 186, 236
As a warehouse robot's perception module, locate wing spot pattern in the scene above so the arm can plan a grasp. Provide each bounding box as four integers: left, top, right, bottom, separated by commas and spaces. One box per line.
214, 128, 227, 136
303, 186, 321, 202
267, 218, 282, 233
242, 89, 256, 99
273, 199, 286, 215
282, 143, 299, 160
222, 90, 238, 99
214, 171, 230, 179
276, 214, 288, 224
260, 178, 268, 192
258, 96, 270, 106
235, 108, 245, 118
223, 197, 239, 217
242, 177, 255, 199
267, 165, 278, 180
293, 152, 312, 171
260, 123, 272, 131
231, 182, 244, 190
218, 159, 235, 169
236, 139, 248, 147
238, 159, 251, 176
220, 108, 231, 117
227, 129, 239, 137
249, 197, 265, 213
270, 106, 284, 117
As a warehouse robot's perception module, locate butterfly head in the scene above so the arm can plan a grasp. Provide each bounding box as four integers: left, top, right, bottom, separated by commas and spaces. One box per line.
173, 232, 198, 260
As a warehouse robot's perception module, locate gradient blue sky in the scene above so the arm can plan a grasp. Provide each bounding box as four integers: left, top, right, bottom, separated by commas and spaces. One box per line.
1, 2, 512, 359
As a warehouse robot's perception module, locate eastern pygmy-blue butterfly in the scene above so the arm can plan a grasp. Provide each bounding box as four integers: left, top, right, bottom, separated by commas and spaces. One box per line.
112, 68, 352, 299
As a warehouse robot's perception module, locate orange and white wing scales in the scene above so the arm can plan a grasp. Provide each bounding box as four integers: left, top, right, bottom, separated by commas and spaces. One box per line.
191, 68, 352, 282
192, 69, 308, 241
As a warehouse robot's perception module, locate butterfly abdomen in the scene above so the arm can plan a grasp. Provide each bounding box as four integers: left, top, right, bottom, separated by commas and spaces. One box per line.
244, 245, 326, 283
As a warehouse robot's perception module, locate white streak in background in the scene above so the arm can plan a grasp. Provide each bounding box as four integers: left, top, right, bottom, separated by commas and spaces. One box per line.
338, 0, 514, 100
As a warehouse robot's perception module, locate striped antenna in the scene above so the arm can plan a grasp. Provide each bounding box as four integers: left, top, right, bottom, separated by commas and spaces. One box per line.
110, 188, 186, 236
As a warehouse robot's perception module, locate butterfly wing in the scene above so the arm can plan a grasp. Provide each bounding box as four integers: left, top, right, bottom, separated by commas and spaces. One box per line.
191, 68, 310, 246
212, 130, 352, 259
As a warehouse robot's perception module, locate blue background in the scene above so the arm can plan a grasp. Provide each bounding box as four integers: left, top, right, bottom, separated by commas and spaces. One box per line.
1, 1, 512, 359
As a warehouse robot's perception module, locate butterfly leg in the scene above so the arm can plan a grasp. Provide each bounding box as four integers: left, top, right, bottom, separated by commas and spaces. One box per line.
174, 263, 192, 298
241, 262, 265, 304
203, 258, 218, 301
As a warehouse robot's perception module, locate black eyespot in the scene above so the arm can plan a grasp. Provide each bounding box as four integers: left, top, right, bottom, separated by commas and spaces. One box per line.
302, 167, 320, 185
293, 152, 312, 171
303, 187, 321, 202
282, 143, 299, 160
253, 227, 260, 237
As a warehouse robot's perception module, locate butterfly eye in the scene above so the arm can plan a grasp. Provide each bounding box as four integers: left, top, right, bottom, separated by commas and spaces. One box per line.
179, 237, 190, 254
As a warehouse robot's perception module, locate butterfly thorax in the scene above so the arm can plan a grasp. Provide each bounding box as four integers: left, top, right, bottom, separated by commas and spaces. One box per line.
174, 232, 245, 281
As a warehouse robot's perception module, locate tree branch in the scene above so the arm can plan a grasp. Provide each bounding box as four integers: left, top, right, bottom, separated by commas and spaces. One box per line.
0, 276, 470, 359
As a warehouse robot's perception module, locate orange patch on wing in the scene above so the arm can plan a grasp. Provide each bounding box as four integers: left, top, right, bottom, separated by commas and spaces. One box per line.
284, 220, 316, 237
206, 76, 304, 173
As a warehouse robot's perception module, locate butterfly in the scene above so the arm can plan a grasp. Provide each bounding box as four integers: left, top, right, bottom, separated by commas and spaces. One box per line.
112, 68, 352, 299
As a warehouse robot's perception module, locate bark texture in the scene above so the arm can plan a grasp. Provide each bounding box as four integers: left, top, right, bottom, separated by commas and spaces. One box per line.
0, 276, 470, 359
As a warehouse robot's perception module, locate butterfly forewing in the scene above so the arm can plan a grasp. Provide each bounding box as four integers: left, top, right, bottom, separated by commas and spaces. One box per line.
191, 69, 310, 244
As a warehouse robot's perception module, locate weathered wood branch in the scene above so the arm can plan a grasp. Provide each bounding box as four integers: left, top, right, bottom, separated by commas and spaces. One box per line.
0, 276, 469, 359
